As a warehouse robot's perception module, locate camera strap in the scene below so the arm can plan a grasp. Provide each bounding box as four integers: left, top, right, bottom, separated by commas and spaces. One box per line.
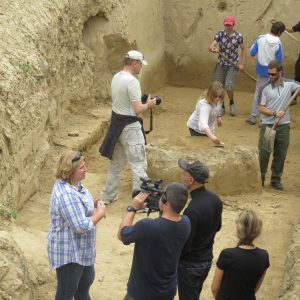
144, 109, 153, 134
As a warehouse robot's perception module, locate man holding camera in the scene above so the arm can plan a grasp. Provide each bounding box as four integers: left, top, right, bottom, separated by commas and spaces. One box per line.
118, 183, 191, 300
99, 50, 158, 205
177, 159, 223, 300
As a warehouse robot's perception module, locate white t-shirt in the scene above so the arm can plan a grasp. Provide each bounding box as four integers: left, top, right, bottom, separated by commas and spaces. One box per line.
111, 71, 141, 128
187, 98, 221, 134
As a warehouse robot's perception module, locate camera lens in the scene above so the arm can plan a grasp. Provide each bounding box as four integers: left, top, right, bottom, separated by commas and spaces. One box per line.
155, 96, 161, 105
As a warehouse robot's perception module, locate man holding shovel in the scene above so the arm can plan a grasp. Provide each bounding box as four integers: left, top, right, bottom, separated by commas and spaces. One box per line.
209, 16, 246, 116
258, 60, 300, 190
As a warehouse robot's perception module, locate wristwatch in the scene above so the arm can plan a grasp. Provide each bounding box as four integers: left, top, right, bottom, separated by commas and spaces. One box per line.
127, 206, 137, 213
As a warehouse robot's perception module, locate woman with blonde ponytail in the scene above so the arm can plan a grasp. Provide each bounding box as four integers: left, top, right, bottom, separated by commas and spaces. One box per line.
211, 210, 270, 300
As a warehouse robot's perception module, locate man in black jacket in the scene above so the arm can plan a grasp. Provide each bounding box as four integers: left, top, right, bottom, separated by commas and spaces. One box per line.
177, 158, 223, 300
286, 20, 300, 84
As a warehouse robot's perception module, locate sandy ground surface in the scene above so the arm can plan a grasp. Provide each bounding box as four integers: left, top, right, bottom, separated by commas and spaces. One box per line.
16, 86, 300, 300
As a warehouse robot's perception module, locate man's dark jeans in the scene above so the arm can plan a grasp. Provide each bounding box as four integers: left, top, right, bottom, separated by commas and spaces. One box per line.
55, 263, 95, 300
177, 260, 211, 300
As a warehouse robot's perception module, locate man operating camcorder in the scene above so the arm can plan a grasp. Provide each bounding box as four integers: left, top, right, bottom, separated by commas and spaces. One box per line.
117, 182, 191, 300
131, 177, 164, 215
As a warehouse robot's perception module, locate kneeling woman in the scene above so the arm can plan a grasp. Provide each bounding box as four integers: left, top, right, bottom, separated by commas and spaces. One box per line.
187, 81, 225, 146
211, 210, 270, 300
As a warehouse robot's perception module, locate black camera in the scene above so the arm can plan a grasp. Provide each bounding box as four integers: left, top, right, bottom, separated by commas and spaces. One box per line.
132, 177, 164, 214
141, 94, 162, 106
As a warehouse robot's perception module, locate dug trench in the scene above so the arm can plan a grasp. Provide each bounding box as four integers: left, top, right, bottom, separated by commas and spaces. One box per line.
14, 86, 300, 300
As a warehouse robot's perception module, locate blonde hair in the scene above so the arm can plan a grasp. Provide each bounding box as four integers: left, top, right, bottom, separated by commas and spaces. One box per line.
204, 81, 225, 105
55, 150, 85, 183
236, 210, 262, 246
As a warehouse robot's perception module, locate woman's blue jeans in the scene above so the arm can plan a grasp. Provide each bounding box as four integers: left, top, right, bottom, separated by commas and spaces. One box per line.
55, 263, 95, 300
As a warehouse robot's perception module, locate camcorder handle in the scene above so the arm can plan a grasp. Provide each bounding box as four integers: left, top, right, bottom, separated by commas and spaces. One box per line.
141, 94, 161, 134
144, 109, 153, 134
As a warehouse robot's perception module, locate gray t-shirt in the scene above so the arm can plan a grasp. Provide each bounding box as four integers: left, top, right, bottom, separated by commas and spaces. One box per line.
111, 71, 142, 128
260, 79, 300, 125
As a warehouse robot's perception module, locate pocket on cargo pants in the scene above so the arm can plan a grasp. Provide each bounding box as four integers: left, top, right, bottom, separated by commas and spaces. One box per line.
121, 128, 146, 163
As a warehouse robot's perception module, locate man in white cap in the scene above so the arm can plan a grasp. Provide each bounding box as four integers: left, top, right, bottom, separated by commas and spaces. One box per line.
209, 16, 246, 116
99, 50, 158, 205
177, 158, 223, 300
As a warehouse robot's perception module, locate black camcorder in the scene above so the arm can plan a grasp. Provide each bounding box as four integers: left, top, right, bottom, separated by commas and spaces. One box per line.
132, 177, 164, 215
141, 94, 162, 106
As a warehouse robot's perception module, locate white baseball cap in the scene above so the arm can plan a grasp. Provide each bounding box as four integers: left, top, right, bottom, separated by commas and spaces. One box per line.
125, 50, 148, 65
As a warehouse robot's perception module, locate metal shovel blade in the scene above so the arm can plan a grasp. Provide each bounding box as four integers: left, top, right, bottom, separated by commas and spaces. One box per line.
263, 126, 276, 153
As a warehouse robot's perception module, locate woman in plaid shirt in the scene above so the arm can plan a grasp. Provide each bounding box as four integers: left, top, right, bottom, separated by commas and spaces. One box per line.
47, 150, 106, 300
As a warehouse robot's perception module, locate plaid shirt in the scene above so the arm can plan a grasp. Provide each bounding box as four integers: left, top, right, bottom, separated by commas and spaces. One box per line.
47, 180, 96, 269
214, 30, 243, 65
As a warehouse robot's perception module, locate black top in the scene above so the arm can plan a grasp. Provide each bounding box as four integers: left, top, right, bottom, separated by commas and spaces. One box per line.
180, 186, 223, 262
292, 21, 300, 33
216, 247, 270, 300
121, 216, 191, 300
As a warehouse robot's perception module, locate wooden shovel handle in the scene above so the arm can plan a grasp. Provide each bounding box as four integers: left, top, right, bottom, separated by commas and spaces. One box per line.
215, 50, 257, 82
272, 87, 300, 129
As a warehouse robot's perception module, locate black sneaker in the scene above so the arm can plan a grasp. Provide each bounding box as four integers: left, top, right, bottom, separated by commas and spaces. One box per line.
270, 182, 283, 190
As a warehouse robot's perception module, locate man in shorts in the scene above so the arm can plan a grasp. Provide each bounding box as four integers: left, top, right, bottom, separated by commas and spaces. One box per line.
209, 16, 246, 116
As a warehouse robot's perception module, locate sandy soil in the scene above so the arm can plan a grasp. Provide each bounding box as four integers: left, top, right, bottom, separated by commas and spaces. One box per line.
17, 86, 300, 300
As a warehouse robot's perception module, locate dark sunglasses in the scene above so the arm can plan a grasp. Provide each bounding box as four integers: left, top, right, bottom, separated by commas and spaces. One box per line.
72, 153, 82, 163
268, 72, 278, 76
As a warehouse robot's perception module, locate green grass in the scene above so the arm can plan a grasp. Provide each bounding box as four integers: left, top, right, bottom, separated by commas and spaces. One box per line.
0, 198, 18, 219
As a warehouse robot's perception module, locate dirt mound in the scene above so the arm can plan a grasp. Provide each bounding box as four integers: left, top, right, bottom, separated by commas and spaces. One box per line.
0, 230, 37, 300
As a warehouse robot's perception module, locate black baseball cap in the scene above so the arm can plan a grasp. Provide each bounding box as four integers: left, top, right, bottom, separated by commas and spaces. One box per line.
178, 158, 209, 184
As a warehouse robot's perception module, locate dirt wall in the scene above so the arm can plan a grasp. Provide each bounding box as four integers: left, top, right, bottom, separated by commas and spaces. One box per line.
0, 0, 166, 209
163, 0, 300, 89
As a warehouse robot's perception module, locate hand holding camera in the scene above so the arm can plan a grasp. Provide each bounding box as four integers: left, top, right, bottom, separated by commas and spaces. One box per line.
141, 94, 162, 108
132, 177, 164, 215
132, 192, 149, 211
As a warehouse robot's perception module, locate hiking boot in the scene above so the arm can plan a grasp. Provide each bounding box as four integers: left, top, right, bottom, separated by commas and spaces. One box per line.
229, 104, 236, 116
270, 182, 283, 190
246, 116, 256, 125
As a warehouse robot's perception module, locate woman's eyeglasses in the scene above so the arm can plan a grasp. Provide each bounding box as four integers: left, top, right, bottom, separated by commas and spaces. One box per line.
72, 153, 82, 163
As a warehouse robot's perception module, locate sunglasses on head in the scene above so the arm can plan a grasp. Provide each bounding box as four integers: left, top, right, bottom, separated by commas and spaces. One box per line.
72, 153, 82, 163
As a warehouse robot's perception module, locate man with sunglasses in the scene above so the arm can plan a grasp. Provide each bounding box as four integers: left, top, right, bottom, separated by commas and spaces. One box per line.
100, 50, 157, 205
258, 60, 300, 190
